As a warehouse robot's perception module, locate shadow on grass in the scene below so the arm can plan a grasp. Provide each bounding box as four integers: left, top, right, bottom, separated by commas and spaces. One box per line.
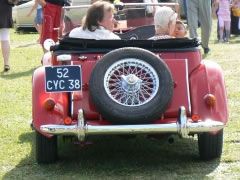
3, 132, 221, 179
212, 35, 240, 44
213, 40, 240, 44
0, 68, 36, 80
15, 28, 37, 34
16, 43, 38, 48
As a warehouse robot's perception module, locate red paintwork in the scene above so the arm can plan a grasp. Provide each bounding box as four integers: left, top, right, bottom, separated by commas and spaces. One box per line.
32, 67, 69, 137
32, 48, 228, 133
164, 59, 191, 117
127, 17, 154, 27
70, 52, 194, 120
189, 60, 228, 124
174, 51, 202, 73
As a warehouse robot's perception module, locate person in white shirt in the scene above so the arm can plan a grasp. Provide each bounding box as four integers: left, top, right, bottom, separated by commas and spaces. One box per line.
69, 1, 120, 40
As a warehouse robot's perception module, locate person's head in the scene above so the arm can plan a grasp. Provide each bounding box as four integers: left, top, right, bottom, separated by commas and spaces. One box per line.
82, 1, 116, 32
154, 6, 178, 36
174, 20, 187, 38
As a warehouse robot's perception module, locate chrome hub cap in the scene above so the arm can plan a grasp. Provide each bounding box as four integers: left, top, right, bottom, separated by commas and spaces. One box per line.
121, 74, 142, 93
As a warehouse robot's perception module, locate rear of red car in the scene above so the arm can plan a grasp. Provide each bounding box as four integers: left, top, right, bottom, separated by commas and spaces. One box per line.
32, 38, 228, 163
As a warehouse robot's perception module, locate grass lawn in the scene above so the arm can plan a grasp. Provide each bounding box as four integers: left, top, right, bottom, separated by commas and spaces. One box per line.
0, 22, 240, 179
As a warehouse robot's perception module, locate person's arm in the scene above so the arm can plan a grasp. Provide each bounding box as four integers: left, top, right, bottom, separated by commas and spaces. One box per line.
211, 1, 218, 19
229, 0, 232, 8
26, 0, 38, 17
38, 0, 46, 7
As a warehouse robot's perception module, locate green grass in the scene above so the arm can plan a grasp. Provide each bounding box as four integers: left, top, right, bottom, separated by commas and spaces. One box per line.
0, 22, 240, 179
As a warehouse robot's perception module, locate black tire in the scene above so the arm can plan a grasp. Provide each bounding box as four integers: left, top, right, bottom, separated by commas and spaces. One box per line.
36, 131, 58, 164
198, 130, 223, 160
89, 47, 173, 124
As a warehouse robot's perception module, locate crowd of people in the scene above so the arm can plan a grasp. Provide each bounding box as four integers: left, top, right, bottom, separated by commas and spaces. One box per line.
1, 0, 240, 72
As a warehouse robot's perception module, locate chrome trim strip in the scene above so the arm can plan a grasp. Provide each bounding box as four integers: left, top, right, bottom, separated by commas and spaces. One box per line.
70, 61, 74, 118
63, 3, 179, 9
57, 54, 71, 61
185, 59, 192, 114
40, 107, 225, 141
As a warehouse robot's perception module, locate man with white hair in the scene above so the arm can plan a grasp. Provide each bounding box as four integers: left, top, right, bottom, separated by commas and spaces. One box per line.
186, 0, 212, 54
149, 6, 178, 40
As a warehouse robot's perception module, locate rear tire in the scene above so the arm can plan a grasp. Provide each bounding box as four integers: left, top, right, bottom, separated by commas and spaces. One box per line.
198, 130, 223, 160
89, 47, 173, 124
36, 131, 58, 164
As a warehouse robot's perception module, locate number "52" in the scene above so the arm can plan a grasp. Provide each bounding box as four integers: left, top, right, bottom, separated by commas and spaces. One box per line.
57, 68, 69, 78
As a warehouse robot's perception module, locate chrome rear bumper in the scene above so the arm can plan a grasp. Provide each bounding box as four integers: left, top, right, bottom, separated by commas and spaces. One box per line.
40, 107, 225, 141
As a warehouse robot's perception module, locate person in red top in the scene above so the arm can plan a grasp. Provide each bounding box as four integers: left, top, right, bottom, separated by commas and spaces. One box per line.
38, 0, 71, 49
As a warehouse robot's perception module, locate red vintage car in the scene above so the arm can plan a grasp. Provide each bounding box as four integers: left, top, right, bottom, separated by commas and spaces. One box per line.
32, 3, 228, 163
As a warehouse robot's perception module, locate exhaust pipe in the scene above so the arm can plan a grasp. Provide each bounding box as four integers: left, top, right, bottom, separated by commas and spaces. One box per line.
167, 136, 174, 144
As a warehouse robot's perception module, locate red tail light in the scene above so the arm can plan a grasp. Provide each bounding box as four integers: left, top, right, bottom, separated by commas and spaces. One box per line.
204, 94, 216, 108
64, 117, 72, 125
192, 114, 200, 122
44, 98, 55, 111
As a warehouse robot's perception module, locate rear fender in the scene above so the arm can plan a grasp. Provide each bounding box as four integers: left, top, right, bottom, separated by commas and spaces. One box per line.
32, 66, 69, 137
190, 60, 228, 124
42, 52, 52, 66
42, 52, 58, 66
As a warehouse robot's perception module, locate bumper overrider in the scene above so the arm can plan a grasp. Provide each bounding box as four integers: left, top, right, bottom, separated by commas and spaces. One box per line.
40, 107, 225, 141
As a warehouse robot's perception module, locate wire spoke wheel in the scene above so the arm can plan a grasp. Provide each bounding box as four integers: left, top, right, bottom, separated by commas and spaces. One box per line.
104, 58, 159, 106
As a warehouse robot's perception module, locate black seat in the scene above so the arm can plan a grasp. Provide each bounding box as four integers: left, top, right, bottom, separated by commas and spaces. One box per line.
117, 25, 155, 40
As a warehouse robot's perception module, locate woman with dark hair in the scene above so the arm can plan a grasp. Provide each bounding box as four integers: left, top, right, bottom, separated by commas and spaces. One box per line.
0, 0, 14, 72
69, 1, 120, 39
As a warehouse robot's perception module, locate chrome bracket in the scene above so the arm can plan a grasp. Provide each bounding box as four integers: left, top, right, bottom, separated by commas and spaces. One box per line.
77, 109, 85, 141
177, 106, 189, 138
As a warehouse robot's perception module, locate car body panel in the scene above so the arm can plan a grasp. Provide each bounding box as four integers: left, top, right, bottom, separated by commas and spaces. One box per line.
13, 0, 90, 29
33, 46, 226, 131
68, 55, 192, 120
13, 0, 35, 28
190, 60, 228, 124
32, 67, 69, 136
